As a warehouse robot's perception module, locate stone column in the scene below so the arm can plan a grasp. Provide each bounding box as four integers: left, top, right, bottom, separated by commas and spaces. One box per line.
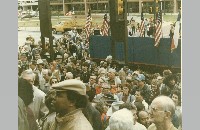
84, 0, 88, 16
139, 0, 142, 13
173, 0, 177, 13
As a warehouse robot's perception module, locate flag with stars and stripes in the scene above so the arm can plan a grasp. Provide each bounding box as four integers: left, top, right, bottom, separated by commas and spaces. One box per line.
171, 11, 181, 52
139, 11, 145, 37
154, 9, 162, 47
85, 9, 92, 43
101, 13, 109, 36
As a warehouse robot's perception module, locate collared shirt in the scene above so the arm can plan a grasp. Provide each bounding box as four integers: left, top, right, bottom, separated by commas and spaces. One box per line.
49, 109, 93, 130
28, 85, 48, 120
40, 112, 56, 130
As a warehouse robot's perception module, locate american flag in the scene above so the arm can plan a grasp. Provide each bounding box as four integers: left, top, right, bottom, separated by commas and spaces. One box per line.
101, 13, 109, 36
154, 9, 162, 47
139, 11, 145, 37
171, 11, 181, 52
85, 9, 92, 43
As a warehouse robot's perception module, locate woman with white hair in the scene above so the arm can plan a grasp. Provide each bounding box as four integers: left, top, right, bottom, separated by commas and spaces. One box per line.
109, 108, 135, 130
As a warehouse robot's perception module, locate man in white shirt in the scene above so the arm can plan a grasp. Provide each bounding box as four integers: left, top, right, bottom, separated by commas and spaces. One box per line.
21, 70, 48, 120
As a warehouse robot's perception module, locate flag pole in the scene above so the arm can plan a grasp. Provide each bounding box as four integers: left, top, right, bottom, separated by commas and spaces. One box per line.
154, 0, 156, 37
160, 1, 164, 38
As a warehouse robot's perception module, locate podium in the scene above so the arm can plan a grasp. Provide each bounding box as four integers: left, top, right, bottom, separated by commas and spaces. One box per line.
94, 29, 101, 35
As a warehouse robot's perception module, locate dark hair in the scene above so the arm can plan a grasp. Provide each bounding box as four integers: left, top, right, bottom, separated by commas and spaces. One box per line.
18, 78, 34, 106
122, 83, 131, 93
119, 103, 137, 111
160, 84, 171, 96
82, 62, 89, 67
30, 60, 37, 65
66, 66, 73, 72
171, 89, 181, 105
70, 58, 77, 64
86, 88, 96, 102
45, 89, 56, 111
33, 72, 39, 87
122, 83, 131, 89
134, 101, 145, 112
66, 90, 88, 108
111, 60, 119, 67
136, 89, 145, 98
95, 102, 105, 114
163, 74, 177, 87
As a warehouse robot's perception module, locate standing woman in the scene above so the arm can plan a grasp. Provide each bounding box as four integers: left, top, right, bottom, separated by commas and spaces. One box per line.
171, 90, 182, 130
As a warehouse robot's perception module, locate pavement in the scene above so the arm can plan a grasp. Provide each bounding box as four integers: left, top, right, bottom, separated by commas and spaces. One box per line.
18, 21, 171, 38
18, 12, 178, 36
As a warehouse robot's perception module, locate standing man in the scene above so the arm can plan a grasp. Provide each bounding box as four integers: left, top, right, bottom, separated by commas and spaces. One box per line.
80, 62, 91, 83
50, 79, 93, 130
130, 18, 136, 35
148, 96, 178, 130
29, 60, 37, 72
36, 59, 45, 91
21, 70, 48, 121
132, 74, 151, 105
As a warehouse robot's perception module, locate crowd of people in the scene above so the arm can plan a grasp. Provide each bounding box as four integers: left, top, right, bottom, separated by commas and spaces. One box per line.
18, 28, 182, 130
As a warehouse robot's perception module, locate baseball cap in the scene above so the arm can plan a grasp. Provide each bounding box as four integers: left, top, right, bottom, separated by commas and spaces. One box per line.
136, 74, 145, 81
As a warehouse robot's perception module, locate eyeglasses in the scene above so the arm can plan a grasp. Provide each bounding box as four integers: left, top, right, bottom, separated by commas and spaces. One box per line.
149, 106, 166, 113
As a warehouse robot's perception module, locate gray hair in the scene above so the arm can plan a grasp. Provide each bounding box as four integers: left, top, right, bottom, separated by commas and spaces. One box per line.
21, 69, 35, 81
119, 103, 137, 111
109, 108, 134, 130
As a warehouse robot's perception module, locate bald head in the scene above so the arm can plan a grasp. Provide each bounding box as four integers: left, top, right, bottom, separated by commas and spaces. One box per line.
139, 110, 148, 117
151, 96, 175, 117
138, 110, 150, 128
